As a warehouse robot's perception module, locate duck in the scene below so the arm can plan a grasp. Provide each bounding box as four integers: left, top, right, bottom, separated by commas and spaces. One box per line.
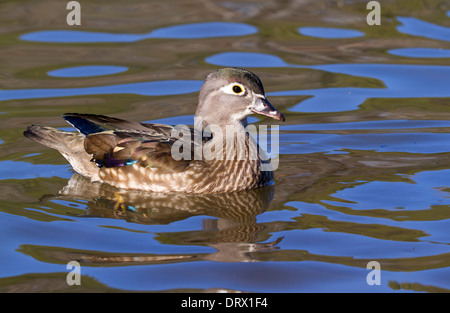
24, 68, 285, 193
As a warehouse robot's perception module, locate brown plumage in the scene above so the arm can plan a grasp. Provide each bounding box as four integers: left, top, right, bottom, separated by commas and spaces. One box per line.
24, 68, 285, 193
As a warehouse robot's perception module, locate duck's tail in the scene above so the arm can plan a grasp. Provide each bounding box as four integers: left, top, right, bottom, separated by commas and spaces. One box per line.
24, 125, 78, 151
24, 125, 100, 180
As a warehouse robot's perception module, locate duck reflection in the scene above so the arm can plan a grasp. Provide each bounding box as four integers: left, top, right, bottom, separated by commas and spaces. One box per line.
36, 173, 282, 264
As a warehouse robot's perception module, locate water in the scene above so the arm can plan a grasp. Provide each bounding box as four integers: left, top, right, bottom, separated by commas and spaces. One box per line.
0, 0, 449, 293
47, 65, 129, 78
20, 22, 258, 43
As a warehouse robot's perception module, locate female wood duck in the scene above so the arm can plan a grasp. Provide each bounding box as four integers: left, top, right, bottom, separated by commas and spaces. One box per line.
24, 68, 285, 193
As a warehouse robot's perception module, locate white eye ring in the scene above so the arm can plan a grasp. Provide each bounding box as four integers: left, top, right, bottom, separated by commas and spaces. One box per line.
221, 83, 246, 96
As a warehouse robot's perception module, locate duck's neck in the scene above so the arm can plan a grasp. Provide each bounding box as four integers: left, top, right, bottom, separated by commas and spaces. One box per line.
194, 117, 258, 162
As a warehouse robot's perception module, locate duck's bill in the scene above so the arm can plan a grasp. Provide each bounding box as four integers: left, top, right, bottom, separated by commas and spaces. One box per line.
250, 97, 285, 121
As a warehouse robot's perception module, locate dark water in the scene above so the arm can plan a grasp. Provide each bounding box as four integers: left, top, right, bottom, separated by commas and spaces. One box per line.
0, 0, 449, 293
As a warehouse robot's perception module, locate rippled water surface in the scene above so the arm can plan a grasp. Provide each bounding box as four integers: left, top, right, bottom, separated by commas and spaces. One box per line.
0, 0, 449, 293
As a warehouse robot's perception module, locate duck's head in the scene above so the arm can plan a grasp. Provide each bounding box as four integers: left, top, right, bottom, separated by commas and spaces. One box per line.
195, 68, 285, 129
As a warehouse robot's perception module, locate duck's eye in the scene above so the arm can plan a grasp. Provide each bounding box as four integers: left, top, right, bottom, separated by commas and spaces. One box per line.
232, 85, 244, 94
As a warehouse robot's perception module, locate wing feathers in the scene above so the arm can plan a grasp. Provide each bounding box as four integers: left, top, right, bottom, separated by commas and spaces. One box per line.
67, 114, 193, 172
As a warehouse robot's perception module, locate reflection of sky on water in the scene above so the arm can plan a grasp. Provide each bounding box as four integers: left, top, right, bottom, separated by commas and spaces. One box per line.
298, 27, 364, 39
326, 169, 450, 211
12, 15, 449, 113
47, 65, 128, 77
388, 47, 450, 58
0, 161, 72, 179
281, 119, 450, 131
278, 120, 450, 156
396, 17, 450, 42
292, 63, 450, 112
20, 22, 257, 43
145, 115, 195, 126
145, 114, 259, 126
0, 80, 203, 101
3, 8, 450, 293
206, 52, 450, 113
290, 168, 450, 248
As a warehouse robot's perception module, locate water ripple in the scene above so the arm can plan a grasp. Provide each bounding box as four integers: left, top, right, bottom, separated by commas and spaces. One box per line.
207, 52, 450, 112
47, 65, 128, 78
280, 119, 450, 131
20, 22, 258, 43
396, 17, 450, 42
0, 80, 203, 101
388, 48, 450, 58
328, 169, 450, 211
298, 27, 364, 39
280, 133, 450, 154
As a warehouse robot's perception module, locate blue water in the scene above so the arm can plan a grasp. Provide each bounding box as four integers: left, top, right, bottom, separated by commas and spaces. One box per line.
20, 22, 258, 43
48, 66, 129, 78
206, 52, 450, 112
0, 80, 203, 101
388, 48, 450, 58
0, 3, 449, 294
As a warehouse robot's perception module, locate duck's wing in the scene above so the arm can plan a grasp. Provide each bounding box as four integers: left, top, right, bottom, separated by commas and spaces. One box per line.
63, 113, 174, 137
63, 113, 197, 173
